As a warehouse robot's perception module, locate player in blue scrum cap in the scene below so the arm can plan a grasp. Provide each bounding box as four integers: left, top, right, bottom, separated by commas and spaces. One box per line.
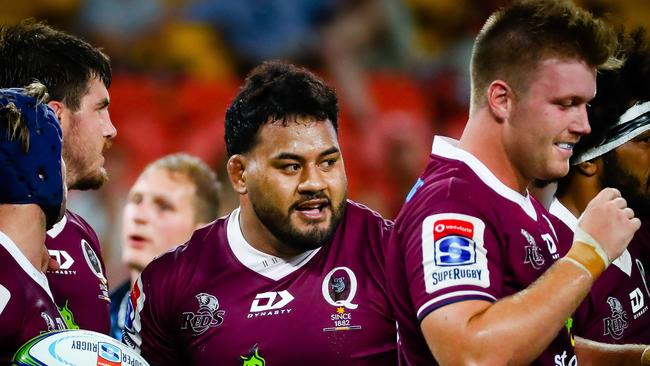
0, 83, 65, 229
0, 82, 68, 364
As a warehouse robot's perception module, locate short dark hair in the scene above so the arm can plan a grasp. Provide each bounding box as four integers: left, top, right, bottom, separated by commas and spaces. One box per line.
225, 60, 338, 156
556, 28, 650, 197
572, 28, 650, 159
0, 20, 111, 111
143, 153, 221, 224
470, 0, 619, 109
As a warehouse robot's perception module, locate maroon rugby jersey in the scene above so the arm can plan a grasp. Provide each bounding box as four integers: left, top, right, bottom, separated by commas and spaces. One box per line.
386, 137, 576, 365
551, 199, 650, 344
46, 210, 110, 334
123, 201, 397, 365
0, 231, 66, 363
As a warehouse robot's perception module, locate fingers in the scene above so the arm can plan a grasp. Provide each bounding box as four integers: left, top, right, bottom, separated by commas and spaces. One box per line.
623, 207, 635, 219
596, 187, 621, 201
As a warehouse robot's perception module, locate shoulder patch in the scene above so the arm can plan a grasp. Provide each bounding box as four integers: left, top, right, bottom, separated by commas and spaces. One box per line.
421, 213, 490, 293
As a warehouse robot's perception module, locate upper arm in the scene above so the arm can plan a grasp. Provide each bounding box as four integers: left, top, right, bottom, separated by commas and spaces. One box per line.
123, 273, 181, 365
399, 206, 503, 321
421, 300, 494, 364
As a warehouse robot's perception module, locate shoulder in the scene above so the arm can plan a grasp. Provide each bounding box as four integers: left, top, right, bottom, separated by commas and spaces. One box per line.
142, 217, 228, 282
344, 200, 393, 228
407, 157, 485, 212
47, 210, 101, 249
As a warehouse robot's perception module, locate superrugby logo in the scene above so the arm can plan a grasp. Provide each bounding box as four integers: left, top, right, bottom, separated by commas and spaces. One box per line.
433, 219, 476, 266
521, 229, 545, 269
422, 214, 489, 294
603, 297, 628, 340
248, 291, 294, 318
181, 293, 225, 336
98, 342, 121, 365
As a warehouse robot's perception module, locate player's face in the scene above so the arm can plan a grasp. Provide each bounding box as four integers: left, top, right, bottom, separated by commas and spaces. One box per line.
245, 118, 347, 255
505, 58, 595, 183
58, 77, 116, 190
122, 168, 200, 272
600, 131, 650, 218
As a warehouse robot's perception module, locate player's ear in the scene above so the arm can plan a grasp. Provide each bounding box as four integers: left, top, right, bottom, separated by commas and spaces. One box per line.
227, 154, 247, 194
47, 100, 66, 125
487, 80, 513, 122
576, 159, 599, 177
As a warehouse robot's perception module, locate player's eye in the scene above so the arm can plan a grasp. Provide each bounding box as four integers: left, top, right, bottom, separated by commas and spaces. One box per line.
282, 164, 301, 173
320, 158, 338, 170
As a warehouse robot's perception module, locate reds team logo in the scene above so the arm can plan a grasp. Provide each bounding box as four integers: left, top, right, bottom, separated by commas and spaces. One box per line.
603, 297, 628, 340
521, 229, 545, 269
181, 293, 226, 335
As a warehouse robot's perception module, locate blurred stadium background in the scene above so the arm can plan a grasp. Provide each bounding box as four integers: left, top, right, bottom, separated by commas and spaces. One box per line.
4, 0, 648, 288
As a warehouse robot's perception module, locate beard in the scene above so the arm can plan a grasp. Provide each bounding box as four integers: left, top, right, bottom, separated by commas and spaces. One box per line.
600, 152, 650, 220
251, 191, 347, 254
62, 130, 110, 191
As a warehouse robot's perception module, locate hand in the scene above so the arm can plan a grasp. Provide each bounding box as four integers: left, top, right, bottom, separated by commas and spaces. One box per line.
577, 187, 641, 261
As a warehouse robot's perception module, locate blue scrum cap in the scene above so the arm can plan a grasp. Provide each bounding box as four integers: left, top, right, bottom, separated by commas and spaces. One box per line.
572, 100, 650, 165
0, 87, 63, 229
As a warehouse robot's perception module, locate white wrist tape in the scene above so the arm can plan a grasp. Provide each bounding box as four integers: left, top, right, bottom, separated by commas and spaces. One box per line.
573, 225, 611, 267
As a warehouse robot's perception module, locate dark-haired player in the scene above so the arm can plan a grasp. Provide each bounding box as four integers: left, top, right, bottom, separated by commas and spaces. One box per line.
123, 61, 397, 365
0, 20, 116, 334
550, 28, 650, 362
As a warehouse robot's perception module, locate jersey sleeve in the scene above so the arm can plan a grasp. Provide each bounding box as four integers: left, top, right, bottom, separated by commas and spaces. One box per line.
122, 272, 182, 366
395, 199, 504, 321
0, 282, 18, 346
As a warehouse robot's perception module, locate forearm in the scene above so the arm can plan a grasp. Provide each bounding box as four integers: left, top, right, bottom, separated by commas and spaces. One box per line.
575, 337, 647, 366
424, 259, 593, 365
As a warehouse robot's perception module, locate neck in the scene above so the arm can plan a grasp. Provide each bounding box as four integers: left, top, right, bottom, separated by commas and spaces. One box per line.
0, 204, 48, 271
459, 111, 529, 195
556, 173, 599, 218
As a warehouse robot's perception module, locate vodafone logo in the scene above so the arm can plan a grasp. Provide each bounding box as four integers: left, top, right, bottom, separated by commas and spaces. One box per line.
433, 219, 473, 235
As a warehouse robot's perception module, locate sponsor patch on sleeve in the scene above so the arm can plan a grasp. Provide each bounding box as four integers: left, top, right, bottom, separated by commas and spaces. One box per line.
422, 213, 489, 294
123, 276, 145, 350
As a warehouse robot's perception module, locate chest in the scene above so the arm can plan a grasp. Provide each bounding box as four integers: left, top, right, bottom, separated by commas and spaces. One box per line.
172, 258, 396, 365
496, 211, 569, 289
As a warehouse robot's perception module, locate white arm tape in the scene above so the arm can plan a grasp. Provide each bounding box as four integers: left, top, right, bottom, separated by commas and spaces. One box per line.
574, 225, 611, 267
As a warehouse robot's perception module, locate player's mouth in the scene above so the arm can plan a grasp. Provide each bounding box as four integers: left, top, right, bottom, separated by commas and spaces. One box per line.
293, 198, 330, 222
554, 142, 575, 158
127, 234, 150, 249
